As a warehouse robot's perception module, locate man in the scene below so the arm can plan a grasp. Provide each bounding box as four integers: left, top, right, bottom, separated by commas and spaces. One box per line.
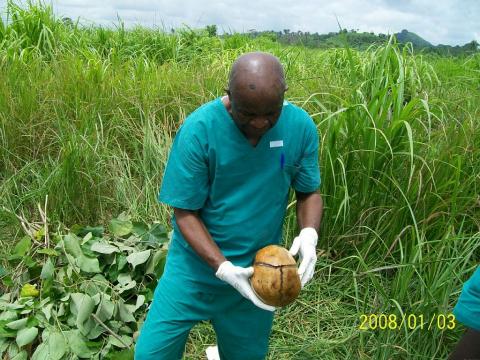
449, 266, 480, 359
135, 52, 323, 360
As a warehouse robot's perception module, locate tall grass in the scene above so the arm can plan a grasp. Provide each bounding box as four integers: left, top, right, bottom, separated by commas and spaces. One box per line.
0, 2, 479, 359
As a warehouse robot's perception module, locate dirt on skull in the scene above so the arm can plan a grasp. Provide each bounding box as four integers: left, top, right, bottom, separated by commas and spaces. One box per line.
250, 245, 301, 307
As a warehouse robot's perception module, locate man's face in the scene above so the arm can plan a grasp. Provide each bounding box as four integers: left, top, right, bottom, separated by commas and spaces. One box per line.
228, 90, 284, 139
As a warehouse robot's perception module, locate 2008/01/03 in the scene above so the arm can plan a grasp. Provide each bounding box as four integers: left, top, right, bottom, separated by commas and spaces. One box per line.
358, 313, 456, 330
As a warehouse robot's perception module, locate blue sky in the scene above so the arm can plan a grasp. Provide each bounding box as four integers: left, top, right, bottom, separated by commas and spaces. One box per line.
1, 0, 478, 46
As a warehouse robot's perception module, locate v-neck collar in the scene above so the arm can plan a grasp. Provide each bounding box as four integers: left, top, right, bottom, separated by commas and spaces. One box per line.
216, 97, 278, 151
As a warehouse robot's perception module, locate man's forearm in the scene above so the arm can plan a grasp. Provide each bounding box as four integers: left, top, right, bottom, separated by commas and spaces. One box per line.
174, 208, 226, 271
295, 191, 323, 232
449, 328, 480, 359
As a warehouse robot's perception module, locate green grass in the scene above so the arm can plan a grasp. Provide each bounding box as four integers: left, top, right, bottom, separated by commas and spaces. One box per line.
0, 2, 479, 359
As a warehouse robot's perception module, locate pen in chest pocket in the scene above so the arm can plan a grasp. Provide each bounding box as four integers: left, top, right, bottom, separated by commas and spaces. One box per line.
280, 153, 285, 169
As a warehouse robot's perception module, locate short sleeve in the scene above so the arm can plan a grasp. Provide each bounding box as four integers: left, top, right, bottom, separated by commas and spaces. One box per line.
453, 267, 480, 331
292, 115, 321, 193
158, 122, 209, 210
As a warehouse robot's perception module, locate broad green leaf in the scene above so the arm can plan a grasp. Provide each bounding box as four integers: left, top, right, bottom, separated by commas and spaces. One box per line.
19, 308, 32, 315
116, 300, 135, 323
114, 272, 136, 293
86, 324, 104, 340
31, 343, 49, 360
124, 303, 136, 315
0, 310, 17, 321
34, 227, 45, 241
66, 263, 75, 278
56, 303, 66, 317
108, 334, 133, 349
48, 332, 67, 360
126, 250, 151, 269
107, 321, 122, 330
13, 237, 31, 257
81, 238, 98, 258
65, 330, 95, 358
41, 303, 53, 322
116, 254, 127, 271
38, 297, 51, 308
0, 337, 9, 353
117, 273, 135, 287
106, 348, 134, 360
66, 313, 76, 327
63, 234, 83, 257
20, 284, 39, 298
81, 232, 93, 245
142, 223, 168, 246
112, 242, 135, 252
16, 327, 38, 347
7, 343, 20, 358
132, 222, 148, 236
140, 288, 154, 302
23, 256, 38, 268
36, 248, 59, 256
91, 293, 101, 305
2, 275, 14, 287
70, 293, 95, 331
0, 325, 16, 339
40, 259, 54, 279
77, 255, 100, 273
91, 242, 119, 254
6, 317, 28, 330
42, 328, 50, 341
109, 214, 133, 237
145, 250, 167, 275
95, 296, 115, 322
32, 331, 67, 360
75, 226, 104, 238
11, 350, 28, 360
135, 295, 145, 312
115, 281, 136, 294
81, 274, 110, 295
5, 302, 25, 311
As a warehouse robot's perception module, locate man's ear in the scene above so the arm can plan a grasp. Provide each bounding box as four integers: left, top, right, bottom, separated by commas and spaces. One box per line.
284, 85, 289, 92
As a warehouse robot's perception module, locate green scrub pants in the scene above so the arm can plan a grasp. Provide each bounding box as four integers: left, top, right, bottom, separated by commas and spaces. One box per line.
134, 276, 275, 360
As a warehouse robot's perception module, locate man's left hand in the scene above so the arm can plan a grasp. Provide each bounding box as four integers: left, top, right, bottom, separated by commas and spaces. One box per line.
288, 227, 318, 287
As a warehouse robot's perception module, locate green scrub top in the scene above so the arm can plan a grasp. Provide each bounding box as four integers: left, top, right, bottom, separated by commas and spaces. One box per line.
158, 97, 321, 289
453, 266, 480, 331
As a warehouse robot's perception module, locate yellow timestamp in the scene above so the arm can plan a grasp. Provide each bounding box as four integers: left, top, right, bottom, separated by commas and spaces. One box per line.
358, 313, 456, 331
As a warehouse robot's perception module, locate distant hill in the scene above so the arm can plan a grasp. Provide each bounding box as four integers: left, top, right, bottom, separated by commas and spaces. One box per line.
242, 28, 478, 56
395, 29, 432, 48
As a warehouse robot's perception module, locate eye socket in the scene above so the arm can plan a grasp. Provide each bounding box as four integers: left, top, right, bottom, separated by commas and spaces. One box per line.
240, 109, 280, 117
240, 110, 255, 117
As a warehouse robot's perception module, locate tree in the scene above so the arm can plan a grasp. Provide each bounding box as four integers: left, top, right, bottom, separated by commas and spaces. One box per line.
206, 24, 217, 37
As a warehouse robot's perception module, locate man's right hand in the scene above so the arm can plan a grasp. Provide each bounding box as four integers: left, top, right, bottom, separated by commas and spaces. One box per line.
215, 261, 276, 312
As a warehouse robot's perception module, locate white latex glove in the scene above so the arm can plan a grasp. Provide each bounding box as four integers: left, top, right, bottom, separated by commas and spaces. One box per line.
288, 227, 318, 287
205, 345, 220, 360
215, 261, 276, 312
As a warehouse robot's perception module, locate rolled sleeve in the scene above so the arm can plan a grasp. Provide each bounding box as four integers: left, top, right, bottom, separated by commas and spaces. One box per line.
158, 122, 209, 210
292, 116, 321, 193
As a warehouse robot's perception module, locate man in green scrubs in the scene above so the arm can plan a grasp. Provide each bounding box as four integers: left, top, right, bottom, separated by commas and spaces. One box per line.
449, 266, 480, 359
135, 52, 323, 360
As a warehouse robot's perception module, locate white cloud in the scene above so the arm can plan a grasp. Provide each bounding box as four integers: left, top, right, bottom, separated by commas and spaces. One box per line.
0, 0, 478, 45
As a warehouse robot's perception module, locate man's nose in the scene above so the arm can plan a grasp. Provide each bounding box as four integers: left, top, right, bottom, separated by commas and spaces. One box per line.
250, 118, 269, 129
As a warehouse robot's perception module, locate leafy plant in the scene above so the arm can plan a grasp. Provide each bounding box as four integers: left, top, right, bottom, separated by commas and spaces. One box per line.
0, 213, 169, 359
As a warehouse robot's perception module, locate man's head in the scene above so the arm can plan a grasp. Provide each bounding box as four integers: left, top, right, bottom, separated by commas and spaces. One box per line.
226, 52, 288, 139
